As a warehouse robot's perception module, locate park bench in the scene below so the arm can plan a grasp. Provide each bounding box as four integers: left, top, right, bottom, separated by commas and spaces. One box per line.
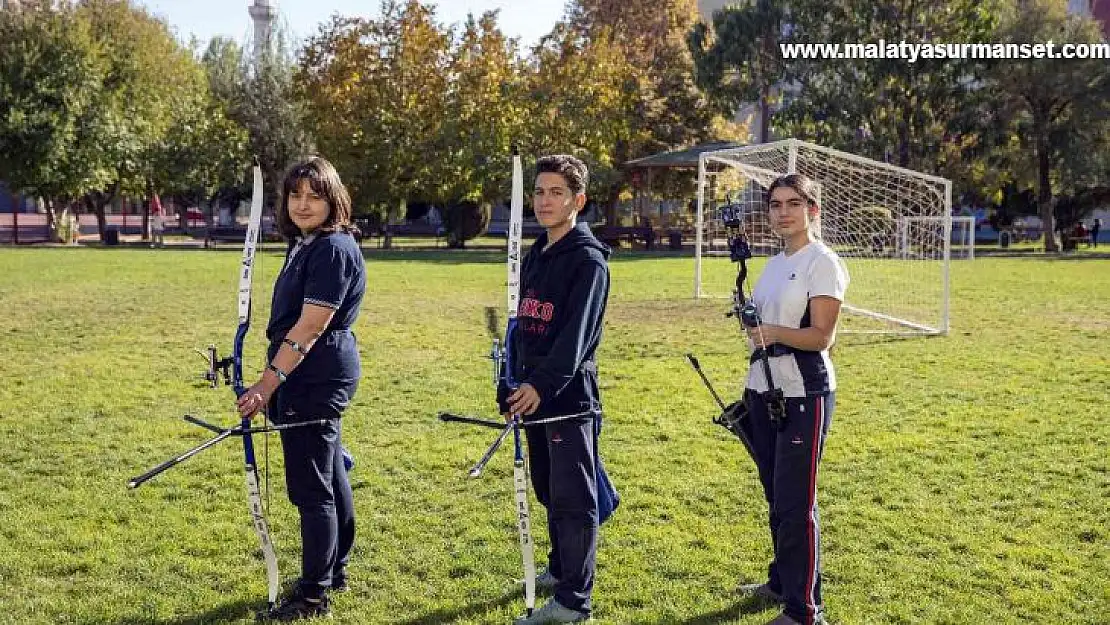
593, 225, 657, 250
205, 226, 248, 244
380, 222, 447, 247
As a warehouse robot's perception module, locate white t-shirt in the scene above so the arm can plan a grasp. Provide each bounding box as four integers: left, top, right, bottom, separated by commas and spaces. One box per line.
744, 241, 849, 397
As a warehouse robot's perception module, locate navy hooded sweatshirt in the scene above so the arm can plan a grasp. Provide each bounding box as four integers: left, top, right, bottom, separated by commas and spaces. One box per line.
498, 222, 611, 419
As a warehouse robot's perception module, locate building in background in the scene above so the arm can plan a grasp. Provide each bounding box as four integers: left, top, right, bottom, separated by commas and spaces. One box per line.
248, 0, 277, 59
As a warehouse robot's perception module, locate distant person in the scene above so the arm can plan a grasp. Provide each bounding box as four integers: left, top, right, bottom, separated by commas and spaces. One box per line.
1072, 222, 1088, 251
151, 194, 165, 248
1092, 218, 1101, 249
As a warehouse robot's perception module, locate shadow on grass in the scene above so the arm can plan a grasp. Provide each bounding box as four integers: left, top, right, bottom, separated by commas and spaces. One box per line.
104, 597, 265, 625
361, 248, 506, 265
672, 594, 779, 625
394, 587, 521, 625
834, 331, 948, 348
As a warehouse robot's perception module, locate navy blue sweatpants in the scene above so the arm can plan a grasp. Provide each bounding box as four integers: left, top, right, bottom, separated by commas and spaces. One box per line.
525, 416, 599, 615
740, 391, 834, 625
279, 418, 355, 599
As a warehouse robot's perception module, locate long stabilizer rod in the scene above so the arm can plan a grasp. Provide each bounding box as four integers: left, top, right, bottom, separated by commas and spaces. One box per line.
129, 416, 329, 488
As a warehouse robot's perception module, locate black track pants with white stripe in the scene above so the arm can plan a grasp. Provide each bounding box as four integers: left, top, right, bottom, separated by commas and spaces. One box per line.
741, 390, 834, 625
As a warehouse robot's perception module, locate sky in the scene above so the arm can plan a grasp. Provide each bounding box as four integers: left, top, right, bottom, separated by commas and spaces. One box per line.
136, 0, 567, 52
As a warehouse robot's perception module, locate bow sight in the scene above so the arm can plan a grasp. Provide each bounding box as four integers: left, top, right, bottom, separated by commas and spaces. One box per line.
717, 199, 761, 329
716, 195, 787, 430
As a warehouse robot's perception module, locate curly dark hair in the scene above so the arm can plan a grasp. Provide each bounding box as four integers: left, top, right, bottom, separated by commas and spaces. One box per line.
535, 154, 589, 195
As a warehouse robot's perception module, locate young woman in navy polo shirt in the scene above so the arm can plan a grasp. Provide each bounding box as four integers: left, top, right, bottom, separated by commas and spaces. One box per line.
237, 156, 366, 621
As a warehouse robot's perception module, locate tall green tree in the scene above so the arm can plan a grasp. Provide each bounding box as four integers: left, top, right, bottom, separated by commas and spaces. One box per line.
987, 0, 1110, 250
67, 0, 205, 240
526, 24, 637, 219
298, 0, 451, 220
147, 79, 249, 230
441, 11, 527, 205
0, 0, 105, 233
688, 0, 788, 144
239, 26, 315, 212
779, 0, 999, 172
436, 11, 528, 247
564, 0, 718, 222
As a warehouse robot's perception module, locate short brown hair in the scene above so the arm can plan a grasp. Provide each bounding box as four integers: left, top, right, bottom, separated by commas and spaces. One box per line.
276, 156, 353, 239
535, 154, 589, 195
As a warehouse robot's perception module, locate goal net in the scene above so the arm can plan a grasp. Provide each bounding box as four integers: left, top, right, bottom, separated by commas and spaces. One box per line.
695, 139, 957, 335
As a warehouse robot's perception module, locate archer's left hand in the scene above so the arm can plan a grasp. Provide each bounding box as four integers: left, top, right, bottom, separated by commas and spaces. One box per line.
507, 383, 541, 417
237, 379, 277, 419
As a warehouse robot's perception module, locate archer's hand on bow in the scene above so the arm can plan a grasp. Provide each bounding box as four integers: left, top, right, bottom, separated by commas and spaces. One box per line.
503, 383, 541, 421
237, 378, 278, 419
746, 323, 781, 349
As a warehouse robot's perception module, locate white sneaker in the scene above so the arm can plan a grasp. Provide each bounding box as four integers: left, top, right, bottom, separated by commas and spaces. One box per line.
512, 598, 589, 624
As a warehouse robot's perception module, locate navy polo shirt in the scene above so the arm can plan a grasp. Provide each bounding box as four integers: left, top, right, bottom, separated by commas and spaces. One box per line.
266, 230, 366, 421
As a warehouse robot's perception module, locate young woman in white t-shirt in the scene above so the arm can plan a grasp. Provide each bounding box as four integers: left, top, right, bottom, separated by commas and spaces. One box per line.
736, 174, 849, 625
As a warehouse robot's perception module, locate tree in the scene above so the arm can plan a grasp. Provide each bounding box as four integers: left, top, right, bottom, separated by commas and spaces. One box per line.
988, 0, 1109, 251
0, 1, 105, 237
193, 38, 255, 223
148, 83, 249, 231
442, 200, 491, 248
525, 24, 637, 222
75, 0, 204, 240
564, 0, 718, 223
778, 0, 1000, 172
199, 29, 314, 225
688, 0, 787, 145
298, 0, 451, 223
238, 27, 315, 214
440, 11, 528, 206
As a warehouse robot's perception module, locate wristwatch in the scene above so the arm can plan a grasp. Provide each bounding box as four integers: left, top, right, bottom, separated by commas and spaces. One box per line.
267, 363, 288, 383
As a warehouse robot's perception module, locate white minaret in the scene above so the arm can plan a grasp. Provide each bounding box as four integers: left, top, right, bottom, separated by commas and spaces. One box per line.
248, 0, 276, 60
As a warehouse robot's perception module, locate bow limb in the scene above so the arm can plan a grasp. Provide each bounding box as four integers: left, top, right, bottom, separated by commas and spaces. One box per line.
233, 163, 280, 609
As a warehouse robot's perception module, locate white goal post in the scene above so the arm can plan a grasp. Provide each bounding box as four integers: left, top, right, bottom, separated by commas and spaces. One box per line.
695, 139, 959, 335
896, 216, 975, 261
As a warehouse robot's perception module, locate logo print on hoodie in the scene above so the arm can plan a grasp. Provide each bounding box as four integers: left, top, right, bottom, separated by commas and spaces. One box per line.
519, 297, 554, 322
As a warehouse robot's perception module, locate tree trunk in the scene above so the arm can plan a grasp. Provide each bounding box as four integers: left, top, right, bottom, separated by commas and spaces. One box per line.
11, 197, 18, 245
605, 138, 629, 226
759, 21, 775, 145
1035, 123, 1057, 252
759, 84, 771, 144
898, 102, 912, 168
605, 184, 621, 226
85, 182, 119, 243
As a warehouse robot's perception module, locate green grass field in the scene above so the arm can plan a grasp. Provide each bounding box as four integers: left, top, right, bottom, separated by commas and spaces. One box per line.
0, 247, 1106, 625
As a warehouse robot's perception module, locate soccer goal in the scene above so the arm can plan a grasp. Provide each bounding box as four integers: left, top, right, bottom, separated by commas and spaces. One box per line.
694, 139, 958, 335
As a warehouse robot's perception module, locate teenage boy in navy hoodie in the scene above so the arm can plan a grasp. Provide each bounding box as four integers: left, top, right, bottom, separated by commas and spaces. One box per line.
499, 154, 613, 624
